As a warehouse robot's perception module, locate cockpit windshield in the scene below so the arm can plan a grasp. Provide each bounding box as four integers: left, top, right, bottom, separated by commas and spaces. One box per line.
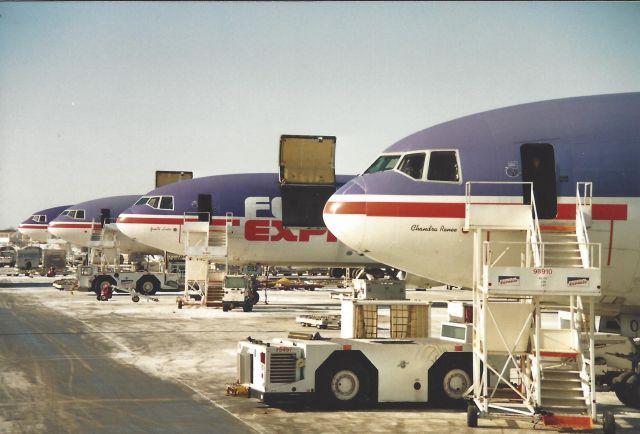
140, 196, 174, 210
60, 210, 85, 219
30, 215, 46, 223
364, 155, 401, 174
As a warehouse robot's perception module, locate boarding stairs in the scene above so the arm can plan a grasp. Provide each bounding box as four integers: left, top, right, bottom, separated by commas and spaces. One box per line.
541, 230, 583, 269
204, 272, 225, 307
88, 219, 119, 270
181, 212, 231, 308
464, 181, 600, 428
88, 219, 117, 248
539, 360, 588, 415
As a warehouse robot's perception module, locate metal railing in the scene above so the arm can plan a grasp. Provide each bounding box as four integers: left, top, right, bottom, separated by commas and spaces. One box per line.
483, 240, 601, 269
465, 181, 542, 267
576, 182, 593, 268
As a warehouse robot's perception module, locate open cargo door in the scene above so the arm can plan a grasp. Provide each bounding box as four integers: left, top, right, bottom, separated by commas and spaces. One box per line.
155, 170, 193, 188
279, 135, 336, 227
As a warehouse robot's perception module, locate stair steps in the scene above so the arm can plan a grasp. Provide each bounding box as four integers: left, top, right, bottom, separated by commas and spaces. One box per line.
540, 230, 584, 268
540, 365, 588, 415
205, 285, 224, 307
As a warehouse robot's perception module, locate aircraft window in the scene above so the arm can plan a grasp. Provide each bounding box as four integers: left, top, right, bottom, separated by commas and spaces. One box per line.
31, 215, 45, 223
427, 151, 459, 182
397, 153, 426, 180
61, 210, 70, 217
159, 196, 174, 210
135, 196, 150, 206
75, 210, 85, 219
147, 196, 160, 209
364, 155, 401, 174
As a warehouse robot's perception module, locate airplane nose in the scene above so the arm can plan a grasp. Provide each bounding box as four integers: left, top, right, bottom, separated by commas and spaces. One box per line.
48, 224, 89, 246
18, 225, 48, 242
323, 176, 368, 252
115, 217, 135, 240
47, 225, 64, 239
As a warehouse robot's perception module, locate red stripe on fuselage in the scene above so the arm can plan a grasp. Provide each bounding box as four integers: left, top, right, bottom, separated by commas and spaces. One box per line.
116, 216, 241, 226
18, 225, 48, 230
48, 223, 101, 229
325, 201, 628, 221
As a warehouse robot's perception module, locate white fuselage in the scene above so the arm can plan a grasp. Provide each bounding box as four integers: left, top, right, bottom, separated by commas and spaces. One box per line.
325, 194, 640, 315
48, 221, 155, 254
18, 225, 50, 243
117, 214, 376, 267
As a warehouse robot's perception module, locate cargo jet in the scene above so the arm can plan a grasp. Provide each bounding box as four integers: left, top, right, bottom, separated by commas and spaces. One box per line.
18, 205, 72, 242
117, 136, 379, 273
49, 195, 160, 254
323, 92, 640, 407
116, 173, 377, 271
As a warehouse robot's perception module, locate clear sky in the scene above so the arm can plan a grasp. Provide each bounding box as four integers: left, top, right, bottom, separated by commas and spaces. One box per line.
1, 2, 639, 228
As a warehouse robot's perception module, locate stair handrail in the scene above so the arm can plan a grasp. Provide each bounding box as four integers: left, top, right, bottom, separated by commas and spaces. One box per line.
90, 218, 105, 242
182, 211, 211, 251
576, 182, 593, 268
528, 183, 543, 267
464, 182, 542, 267
574, 295, 594, 415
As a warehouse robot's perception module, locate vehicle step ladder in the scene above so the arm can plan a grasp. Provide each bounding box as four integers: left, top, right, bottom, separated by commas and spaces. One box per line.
464, 181, 601, 430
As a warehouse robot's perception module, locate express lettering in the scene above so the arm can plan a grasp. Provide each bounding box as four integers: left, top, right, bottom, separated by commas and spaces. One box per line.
245, 220, 337, 243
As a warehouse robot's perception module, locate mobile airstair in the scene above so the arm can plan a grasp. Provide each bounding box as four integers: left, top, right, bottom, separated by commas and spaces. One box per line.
88, 218, 120, 269
464, 182, 613, 432
178, 212, 232, 308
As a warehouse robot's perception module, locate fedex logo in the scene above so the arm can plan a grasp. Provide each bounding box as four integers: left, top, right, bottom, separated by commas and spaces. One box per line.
245, 220, 337, 243
245, 197, 282, 219
243, 197, 336, 242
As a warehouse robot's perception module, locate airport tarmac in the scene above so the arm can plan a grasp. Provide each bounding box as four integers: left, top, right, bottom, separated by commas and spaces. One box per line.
1, 284, 639, 433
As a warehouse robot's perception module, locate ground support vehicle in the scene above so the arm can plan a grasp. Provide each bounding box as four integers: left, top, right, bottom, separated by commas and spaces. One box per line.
94, 281, 159, 303
222, 274, 259, 312
352, 278, 406, 300
296, 314, 341, 329
78, 264, 184, 296
0, 246, 16, 267
238, 334, 472, 408
238, 298, 475, 408
42, 249, 67, 270
16, 246, 42, 271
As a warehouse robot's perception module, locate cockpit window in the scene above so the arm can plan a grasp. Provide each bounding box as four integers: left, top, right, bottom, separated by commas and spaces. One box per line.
159, 196, 174, 210
364, 155, 401, 174
61, 210, 84, 219
147, 197, 160, 209
31, 215, 46, 223
135, 196, 150, 206
397, 153, 426, 180
427, 151, 460, 182
143, 195, 174, 210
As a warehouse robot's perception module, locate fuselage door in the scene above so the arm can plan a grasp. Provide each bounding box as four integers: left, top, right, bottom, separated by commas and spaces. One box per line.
520, 143, 557, 219
197, 194, 212, 222
279, 135, 337, 227
100, 208, 111, 226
